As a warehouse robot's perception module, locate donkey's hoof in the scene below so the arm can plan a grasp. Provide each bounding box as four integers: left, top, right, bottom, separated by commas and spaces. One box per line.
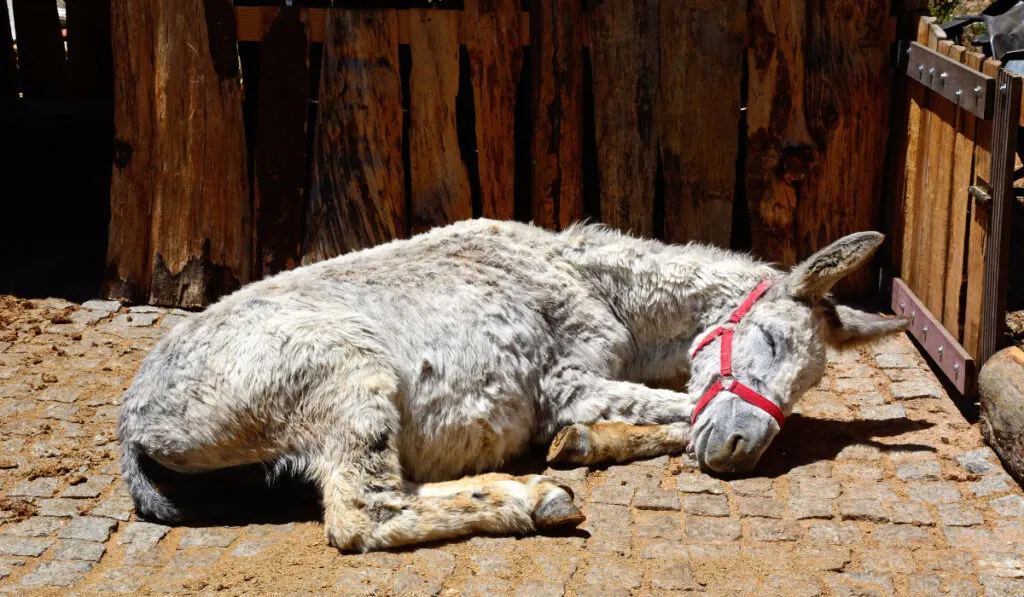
533, 486, 585, 528
547, 424, 591, 464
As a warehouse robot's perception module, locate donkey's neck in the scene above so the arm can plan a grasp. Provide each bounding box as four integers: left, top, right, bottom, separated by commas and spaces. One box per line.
570, 236, 777, 355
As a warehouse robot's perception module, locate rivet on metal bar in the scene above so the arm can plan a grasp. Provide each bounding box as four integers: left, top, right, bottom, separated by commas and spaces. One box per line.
937, 345, 944, 360
899, 303, 906, 314
922, 325, 929, 339
953, 362, 960, 379
910, 310, 916, 322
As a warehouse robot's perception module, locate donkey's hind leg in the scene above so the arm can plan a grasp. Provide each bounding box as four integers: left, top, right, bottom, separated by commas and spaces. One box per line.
546, 421, 690, 466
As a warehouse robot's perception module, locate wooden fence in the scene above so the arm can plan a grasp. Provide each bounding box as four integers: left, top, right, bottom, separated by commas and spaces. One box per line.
889, 15, 1023, 394
93, 0, 908, 308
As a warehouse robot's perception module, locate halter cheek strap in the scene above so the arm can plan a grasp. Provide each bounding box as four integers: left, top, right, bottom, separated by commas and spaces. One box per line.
689, 279, 785, 429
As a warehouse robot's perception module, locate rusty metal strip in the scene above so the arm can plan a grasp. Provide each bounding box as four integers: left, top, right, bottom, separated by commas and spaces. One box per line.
892, 278, 976, 395
906, 41, 995, 119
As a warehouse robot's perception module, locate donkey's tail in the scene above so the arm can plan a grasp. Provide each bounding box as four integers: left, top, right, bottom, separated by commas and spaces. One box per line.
120, 440, 181, 523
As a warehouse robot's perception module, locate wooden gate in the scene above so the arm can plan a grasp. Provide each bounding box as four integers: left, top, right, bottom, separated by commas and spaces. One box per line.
889, 16, 1022, 394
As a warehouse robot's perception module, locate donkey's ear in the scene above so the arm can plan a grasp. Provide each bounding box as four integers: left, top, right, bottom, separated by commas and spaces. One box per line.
825, 304, 910, 346
785, 232, 886, 301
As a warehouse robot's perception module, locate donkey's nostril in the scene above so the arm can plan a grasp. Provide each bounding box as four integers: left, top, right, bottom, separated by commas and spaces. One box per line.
727, 433, 746, 457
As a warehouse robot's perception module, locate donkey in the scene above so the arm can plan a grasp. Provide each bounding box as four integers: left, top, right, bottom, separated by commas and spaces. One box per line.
118, 218, 907, 552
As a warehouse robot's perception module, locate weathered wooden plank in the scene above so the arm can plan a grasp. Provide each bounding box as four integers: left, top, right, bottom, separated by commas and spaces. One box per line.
942, 45, 978, 339
919, 39, 958, 316
980, 68, 1021, 365
964, 58, 1000, 358
147, 0, 251, 307
10, 0, 66, 98
253, 7, 310, 278
660, 0, 745, 247
103, 0, 155, 303
530, 0, 583, 231
748, 0, 894, 296
0, 0, 18, 110
589, 0, 659, 237
465, 0, 521, 221
897, 16, 933, 286
303, 10, 405, 262
64, 0, 113, 99
407, 8, 471, 234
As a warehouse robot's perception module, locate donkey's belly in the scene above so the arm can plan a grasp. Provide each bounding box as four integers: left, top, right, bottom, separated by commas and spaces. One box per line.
396, 391, 537, 482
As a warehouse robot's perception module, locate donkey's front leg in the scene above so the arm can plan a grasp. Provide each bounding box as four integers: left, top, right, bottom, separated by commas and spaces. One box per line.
547, 421, 689, 465
542, 373, 694, 466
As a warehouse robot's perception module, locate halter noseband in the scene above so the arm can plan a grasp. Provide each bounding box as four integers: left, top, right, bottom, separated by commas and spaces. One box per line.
689, 279, 785, 429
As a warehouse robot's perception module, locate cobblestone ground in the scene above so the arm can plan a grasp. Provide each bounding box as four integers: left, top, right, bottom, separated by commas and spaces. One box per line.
1, 296, 1024, 596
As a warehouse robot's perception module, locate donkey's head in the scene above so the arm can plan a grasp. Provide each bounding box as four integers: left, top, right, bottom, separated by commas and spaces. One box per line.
688, 232, 909, 474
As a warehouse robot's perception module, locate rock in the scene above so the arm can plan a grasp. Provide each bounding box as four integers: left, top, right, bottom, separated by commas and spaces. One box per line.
81, 299, 121, 313
980, 347, 1024, 485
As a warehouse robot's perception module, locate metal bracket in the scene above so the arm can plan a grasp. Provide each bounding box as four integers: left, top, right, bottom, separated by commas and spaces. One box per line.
904, 42, 996, 120
892, 278, 976, 395
969, 184, 993, 205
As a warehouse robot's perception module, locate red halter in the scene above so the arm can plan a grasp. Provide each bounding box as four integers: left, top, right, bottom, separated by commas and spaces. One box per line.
689, 279, 785, 429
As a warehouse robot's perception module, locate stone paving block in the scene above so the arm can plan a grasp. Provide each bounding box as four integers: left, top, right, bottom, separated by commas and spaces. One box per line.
993, 519, 1024, 545
876, 353, 918, 368
333, 567, 394, 595
990, 495, 1024, 518
765, 573, 823, 597
729, 477, 775, 497
944, 527, 1001, 551
18, 560, 92, 588
649, 561, 698, 591
683, 493, 729, 517
970, 474, 1013, 497
70, 310, 109, 325
638, 539, 689, 559
980, 574, 1024, 596
838, 498, 888, 522
957, 448, 999, 476
890, 380, 942, 399
827, 572, 895, 597
60, 474, 114, 499
81, 299, 121, 312
890, 501, 935, 526
790, 477, 842, 499
9, 476, 59, 498
632, 486, 679, 511
807, 522, 862, 545
872, 524, 934, 546
861, 404, 908, 421
896, 460, 942, 480
676, 474, 724, 494
788, 462, 832, 478
584, 557, 642, 589
914, 549, 976, 572
514, 579, 563, 597
946, 579, 979, 597
908, 481, 962, 504
835, 463, 885, 481
37, 386, 79, 403
685, 517, 742, 541
862, 549, 917, 574
178, 528, 239, 549
38, 498, 84, 517
167, 548, 223, 570
52, 539, 106, 562
91, 495, 134, 521
605, 465, 661, 490
471, 552, 512, 578
577, 585, 630, 597
833, 363, 875, 378
524, 552, 578, 581
737, 496, 784, 519
848, 392, 887, 406
4, 516, 64, 537
789, 496, 835, 520
747, 519, 802, 542
230, 538, 276, 558
979, 552, 1024, 579
89, 568, 149, 593
590, 484, 633, 505
836, 378, 877, 393
634, 513, 682, 541
107, 313, 160, 329
794, 546, 852, 572
59, 516, 116, 542
0, 536, 53, 556
908, 574, 943, 597
940, 503, 986, 527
